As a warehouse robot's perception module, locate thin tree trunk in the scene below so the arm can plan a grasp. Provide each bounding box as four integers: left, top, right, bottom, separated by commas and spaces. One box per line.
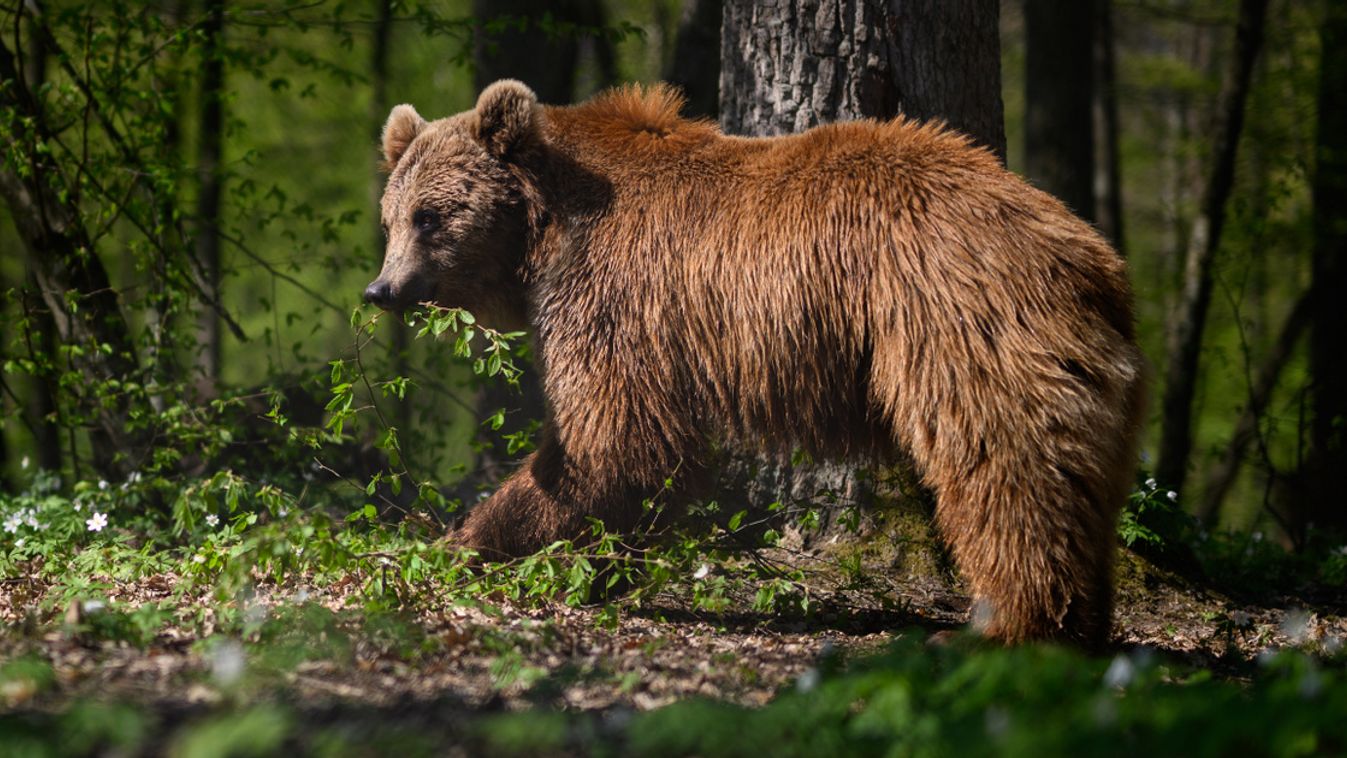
467, 0, 582, 491
367, 0, 411, 441
0, 340, 7, 490
195, 0, 225, 392
1023, 0, 1095, 220
1155, 0, 1269, 494
23, 274, 62, 473
18, 12, 61, 475
473, 0, 578, 103
1197, 288, 1313, 525
1093, 0, 1125, 251
1306, 0, 1347, 533
666, 0, 722, 119
0, 36, 144, 480
719, 0, 1003, 527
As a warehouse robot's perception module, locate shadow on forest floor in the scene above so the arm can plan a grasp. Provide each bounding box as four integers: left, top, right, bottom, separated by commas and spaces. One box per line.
2, 543, 1345, 755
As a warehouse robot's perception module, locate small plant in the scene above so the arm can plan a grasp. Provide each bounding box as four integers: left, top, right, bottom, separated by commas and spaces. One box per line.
1118, 476, 1187, 549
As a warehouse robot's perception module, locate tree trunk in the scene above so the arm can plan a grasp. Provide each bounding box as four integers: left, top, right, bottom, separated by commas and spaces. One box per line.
467, 0, 595, 492
720, 0, 1004, 157
666, 0, 722, 119
1023, 0, 1095, 221
0, 36, 145, 480
195, 0, 225, 392
1155, 0, 1269, 495
1197, 288, 1313, 526
367, 0, 413, 442
23, 275, 63, 473
1093, 0, 1125, 251
16, 13, 61, 475
473, 0, 599, 103
1306, 0, 1347, 533
719, 0, 1004, 528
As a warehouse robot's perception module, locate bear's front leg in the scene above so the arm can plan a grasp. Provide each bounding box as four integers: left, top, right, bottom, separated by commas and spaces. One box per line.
453, 429, 664, 561
455, 450, 580, 560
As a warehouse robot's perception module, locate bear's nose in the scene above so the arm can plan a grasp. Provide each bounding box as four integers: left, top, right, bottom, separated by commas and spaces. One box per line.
363, 279, 394, 309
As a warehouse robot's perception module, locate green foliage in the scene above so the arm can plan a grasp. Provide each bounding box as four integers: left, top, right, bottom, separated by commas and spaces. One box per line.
616, 636, 1347, 758
1119, 475, 1189, 549
1, 4, 1345, 756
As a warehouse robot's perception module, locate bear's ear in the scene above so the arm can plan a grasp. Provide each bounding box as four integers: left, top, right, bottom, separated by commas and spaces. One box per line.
382, 104, 426, 170
474, 79, 540, 159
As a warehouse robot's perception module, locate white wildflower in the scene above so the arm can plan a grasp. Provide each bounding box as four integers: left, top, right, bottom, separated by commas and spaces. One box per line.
1281, 609, 1312, 644
14, 538, 24, 548
1166, 491, 1178, 502
970, 598, 996, 632
796, 667, 820, 693
984, 707, 1011, 737
1103, 654, 1135, 689
86, 512, 109, 532
98, 480, 108, 491
1325, 635, 1343, 655
22, 510, 38, 528
1299, 666, 1323, 699
20, 456, 29, 470
205, 514, 220, 528
193, 554, 206, 564
1145, 477, 1157, 490
693, 564, 711, 580
210, 638, 246, 686
2, 515, 20, 534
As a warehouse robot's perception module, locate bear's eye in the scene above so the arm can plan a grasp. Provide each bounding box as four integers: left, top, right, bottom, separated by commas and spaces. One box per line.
412, 208, 440, 234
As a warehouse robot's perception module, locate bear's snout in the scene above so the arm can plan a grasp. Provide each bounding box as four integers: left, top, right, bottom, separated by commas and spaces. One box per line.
363, 279, 395, 309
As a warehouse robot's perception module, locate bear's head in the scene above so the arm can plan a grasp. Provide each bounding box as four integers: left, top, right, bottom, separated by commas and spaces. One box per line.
365, 80, 542, 326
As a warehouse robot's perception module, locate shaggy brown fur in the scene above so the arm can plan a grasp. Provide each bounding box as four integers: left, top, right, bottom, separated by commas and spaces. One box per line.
368, 81, 1146, 647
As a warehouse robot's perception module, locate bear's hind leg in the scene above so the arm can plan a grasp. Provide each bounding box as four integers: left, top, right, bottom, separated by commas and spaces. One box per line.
930, 455, 1119, 648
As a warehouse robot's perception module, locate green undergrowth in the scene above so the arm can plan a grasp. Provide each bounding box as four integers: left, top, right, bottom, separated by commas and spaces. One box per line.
4, 305, 1347, 756
615, 635, 1347, 758
3, 633, 1345, 758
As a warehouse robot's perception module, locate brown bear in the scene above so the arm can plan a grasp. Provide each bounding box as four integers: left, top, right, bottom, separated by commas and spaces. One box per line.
366, 80, 1146, 647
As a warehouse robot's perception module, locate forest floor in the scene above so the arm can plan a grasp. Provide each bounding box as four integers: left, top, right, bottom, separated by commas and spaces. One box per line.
2, 539, 1345, 754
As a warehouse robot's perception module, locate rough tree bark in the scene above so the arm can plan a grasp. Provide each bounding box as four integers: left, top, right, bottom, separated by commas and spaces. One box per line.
194, 0, 226, 391
1306, 0, 1347, 533
1155, 0, 1269, 495
720, 0, 1004, 156
719, 0, 1004, 523
1023, 0, 1095, 221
